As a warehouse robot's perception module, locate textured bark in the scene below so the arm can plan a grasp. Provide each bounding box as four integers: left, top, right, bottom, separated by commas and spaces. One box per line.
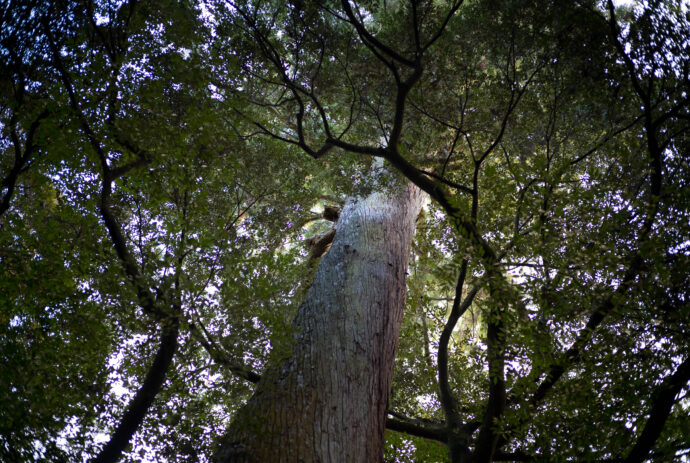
215, 177, 424, 462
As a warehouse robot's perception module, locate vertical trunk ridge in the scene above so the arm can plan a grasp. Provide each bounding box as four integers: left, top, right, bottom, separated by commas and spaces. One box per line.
216, 177, 424, 462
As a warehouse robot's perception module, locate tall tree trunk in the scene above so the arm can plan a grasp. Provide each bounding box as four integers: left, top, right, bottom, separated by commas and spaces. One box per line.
215, 173, 424, 462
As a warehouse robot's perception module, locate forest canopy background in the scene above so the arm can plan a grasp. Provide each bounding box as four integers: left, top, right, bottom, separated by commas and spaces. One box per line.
1, 0, 689, 462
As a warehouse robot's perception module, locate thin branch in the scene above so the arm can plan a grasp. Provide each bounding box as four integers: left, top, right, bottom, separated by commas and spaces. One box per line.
190, 322, 261, 384
569, 115, 643, 165
477, 59, 545, 166
340, 0, 416, 68
529, 254, 644, 405
408, 98, 460, 131
442, 128, 463, 178
421, 0, 464, 53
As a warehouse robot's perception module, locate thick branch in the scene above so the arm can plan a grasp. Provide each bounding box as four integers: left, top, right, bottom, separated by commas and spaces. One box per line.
474, 282, 508, 463
386, 411, 447, 443
0, 109, 49, 219
92, 319, 179, 463
438, 262, 475, 434
529, 255, 644, 406
417, 169, 474, 195
624, 356, 690, 463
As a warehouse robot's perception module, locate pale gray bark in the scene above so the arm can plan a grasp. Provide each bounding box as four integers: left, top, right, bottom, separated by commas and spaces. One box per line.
215, 174, 424, 462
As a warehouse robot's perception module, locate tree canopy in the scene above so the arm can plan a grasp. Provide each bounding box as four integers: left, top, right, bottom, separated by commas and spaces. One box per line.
1, 0, 689, 461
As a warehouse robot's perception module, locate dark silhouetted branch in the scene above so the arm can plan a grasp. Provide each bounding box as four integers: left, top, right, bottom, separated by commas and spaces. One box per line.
624, 356, 690, 463
386, 410, 446, 443
92, 320, 180, 463
190, 322, 261, 384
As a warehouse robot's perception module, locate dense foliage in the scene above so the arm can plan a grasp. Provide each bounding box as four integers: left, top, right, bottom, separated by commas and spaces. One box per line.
1, 0, 688, 461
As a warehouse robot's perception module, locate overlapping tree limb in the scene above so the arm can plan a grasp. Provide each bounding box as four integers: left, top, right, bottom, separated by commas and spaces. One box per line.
339, 0, 417, 68
520, 0, 668, 412
0, 16, 51, 221
491, 3, 684, 459
437, 260, 481, 453
385, 410, 447, 443
623, 354, 690, 463
42, 6, 182, 462
92, 318, 180, 463
227, 3, 474, 233
0, 106, 49, 219
465, 42, 550, 463
189, 320, 261, 385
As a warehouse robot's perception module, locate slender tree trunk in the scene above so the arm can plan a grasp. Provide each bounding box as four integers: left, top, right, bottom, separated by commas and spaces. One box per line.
215, 173, 424, 462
